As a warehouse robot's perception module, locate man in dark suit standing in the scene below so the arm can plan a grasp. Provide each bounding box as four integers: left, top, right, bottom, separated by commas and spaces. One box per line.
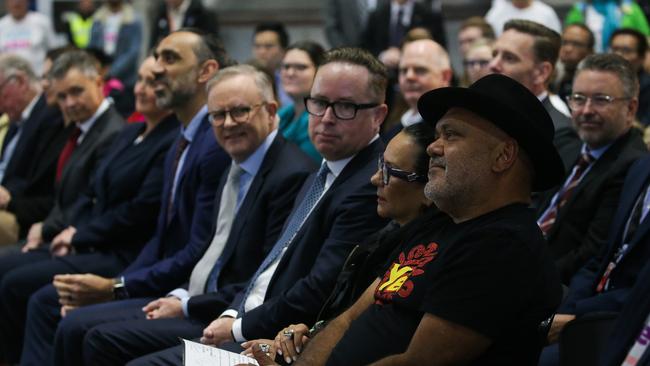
0, 49, 125, 365
77, 64, 317, 365
17, 29, 231, 366
149, 0, 219, 50
489, 19, 582, 173
361, 0, 447, 60
536, 53, 647, 284
0, 54, 63, 245
120, 47, 389, 364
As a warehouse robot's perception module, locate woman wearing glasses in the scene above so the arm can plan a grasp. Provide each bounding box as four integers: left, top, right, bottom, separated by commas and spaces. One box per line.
240, 122, 440, 365
278, 41, 325, 163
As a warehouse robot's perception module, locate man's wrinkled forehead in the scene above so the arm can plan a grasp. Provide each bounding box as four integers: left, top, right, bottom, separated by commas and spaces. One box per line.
437, 107, 509, 140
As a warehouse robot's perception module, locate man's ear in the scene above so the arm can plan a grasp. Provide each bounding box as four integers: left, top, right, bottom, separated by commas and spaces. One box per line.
198, 59, 219, 84
533, 61, 553, 87
492, 139, 518, 173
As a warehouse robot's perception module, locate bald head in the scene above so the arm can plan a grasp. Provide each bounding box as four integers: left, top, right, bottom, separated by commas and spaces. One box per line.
399, 39, 451, 109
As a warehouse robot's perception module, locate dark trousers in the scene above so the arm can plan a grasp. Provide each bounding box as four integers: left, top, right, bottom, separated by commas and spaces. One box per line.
0, 249, 125, 363
84, 315, 205, 365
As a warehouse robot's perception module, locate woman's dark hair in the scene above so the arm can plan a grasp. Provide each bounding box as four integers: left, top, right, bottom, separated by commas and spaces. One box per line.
286, 40, 326, 67
401, 122, 436, 178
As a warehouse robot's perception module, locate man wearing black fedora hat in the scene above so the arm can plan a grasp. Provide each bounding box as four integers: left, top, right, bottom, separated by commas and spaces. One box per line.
272, 73, 564, 366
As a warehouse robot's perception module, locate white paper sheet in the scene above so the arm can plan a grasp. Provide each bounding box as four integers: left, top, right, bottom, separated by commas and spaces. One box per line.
182, 338, 259, 366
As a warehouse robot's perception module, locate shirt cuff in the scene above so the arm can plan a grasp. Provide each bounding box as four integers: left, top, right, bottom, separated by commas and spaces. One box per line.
220, 309, 239, 319
232, 318, 245, 343
167, 288, 189, 299
180, 296, 190, 317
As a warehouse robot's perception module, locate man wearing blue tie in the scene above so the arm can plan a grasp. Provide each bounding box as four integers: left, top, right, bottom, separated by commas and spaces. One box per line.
76, 64, 317, 365
120, 47, 390, 365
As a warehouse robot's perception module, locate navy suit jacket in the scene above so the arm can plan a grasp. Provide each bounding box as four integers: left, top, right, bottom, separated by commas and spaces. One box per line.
120, 114, 230, 297
42, 104, 125, 241
186, 134, 317, 319
3, 95, 69, 235
561, 154, 650, 316
599, 261, 650, 366
537, 129, 647, 282
2, 94, 53, 188
64, 116, 178, 263
191, 139, 389, 340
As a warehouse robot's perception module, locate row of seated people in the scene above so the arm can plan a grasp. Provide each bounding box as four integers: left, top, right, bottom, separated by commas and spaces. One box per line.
0, 24, 648, 365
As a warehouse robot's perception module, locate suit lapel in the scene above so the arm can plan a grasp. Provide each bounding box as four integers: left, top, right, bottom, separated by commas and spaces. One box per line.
173, 115, 210, 195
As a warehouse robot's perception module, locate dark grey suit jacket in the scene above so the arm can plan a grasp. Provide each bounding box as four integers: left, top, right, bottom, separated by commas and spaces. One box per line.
541, 96, 582, 173
41, 103, 125, 241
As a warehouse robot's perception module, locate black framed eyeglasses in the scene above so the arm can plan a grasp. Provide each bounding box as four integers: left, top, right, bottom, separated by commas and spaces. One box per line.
208, 103, 266, 126
378, 155, 427, 185
304, 97, 379, 120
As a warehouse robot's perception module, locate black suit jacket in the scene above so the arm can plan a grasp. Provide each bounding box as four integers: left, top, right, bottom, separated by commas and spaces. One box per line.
560, 154, 650, 316
63, 116, 178, 264
361, 1, 447, 56
537, 129, 647, 283
186, 134, 317, 319
149, 0, 219, 49
189, 139, 389, 341
41, 104, 125, 241
3, 95, 69, 235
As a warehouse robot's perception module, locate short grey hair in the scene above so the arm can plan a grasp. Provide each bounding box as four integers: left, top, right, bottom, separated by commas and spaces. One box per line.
49, 50, 99, 80
206, 64, 274, 102
576, 53, 639, 98
0, 53, 38, 84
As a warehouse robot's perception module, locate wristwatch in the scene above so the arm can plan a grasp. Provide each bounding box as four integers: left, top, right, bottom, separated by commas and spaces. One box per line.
112, 276, 129, 300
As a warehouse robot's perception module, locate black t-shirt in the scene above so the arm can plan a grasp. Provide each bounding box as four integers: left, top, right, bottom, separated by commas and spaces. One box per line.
326, 204, 562, 366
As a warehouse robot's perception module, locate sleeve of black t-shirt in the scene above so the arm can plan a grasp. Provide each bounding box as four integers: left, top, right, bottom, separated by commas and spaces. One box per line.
419, 229, 536, 340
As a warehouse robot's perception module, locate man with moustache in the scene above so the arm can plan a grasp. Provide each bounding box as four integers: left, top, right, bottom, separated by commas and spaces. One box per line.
265, 73, 564, 365
18, 29, 230, 366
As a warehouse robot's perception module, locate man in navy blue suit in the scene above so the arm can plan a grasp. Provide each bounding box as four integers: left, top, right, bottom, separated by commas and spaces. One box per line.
66, 64, 317, 365
538, 153, 650, 365
599, 239, 650, 366
118, 47, 390, 365
18, 29, 231, 365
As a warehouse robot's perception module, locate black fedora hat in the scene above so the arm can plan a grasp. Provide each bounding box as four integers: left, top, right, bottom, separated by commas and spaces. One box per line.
417, 73, 564, 191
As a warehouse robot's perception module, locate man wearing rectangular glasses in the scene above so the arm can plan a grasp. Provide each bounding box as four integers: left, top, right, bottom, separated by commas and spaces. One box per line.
538, 52, 649, 366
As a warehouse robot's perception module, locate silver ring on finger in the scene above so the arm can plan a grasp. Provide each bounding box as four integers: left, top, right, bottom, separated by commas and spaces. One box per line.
283, 329, 294, 338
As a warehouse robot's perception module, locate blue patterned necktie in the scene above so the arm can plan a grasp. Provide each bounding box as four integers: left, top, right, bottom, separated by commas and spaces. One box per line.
237, 163, 330, 314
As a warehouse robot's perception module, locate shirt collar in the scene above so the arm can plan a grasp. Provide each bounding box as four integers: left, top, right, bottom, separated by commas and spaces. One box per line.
536, 91, 549, 101
582, 142, 611, 161
401, 108, 423, 127
77, 98, 111, 135
19, 93, 40, 124
324, 133, 379, 177
237, 129, 278, 176
181, 105, 207, 143
390, 0, 415, 24
169, 0, 191, 15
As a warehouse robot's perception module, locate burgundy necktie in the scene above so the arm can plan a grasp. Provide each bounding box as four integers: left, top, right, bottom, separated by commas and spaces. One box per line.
55, 127, 82, 182
538, 153, 594, 236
